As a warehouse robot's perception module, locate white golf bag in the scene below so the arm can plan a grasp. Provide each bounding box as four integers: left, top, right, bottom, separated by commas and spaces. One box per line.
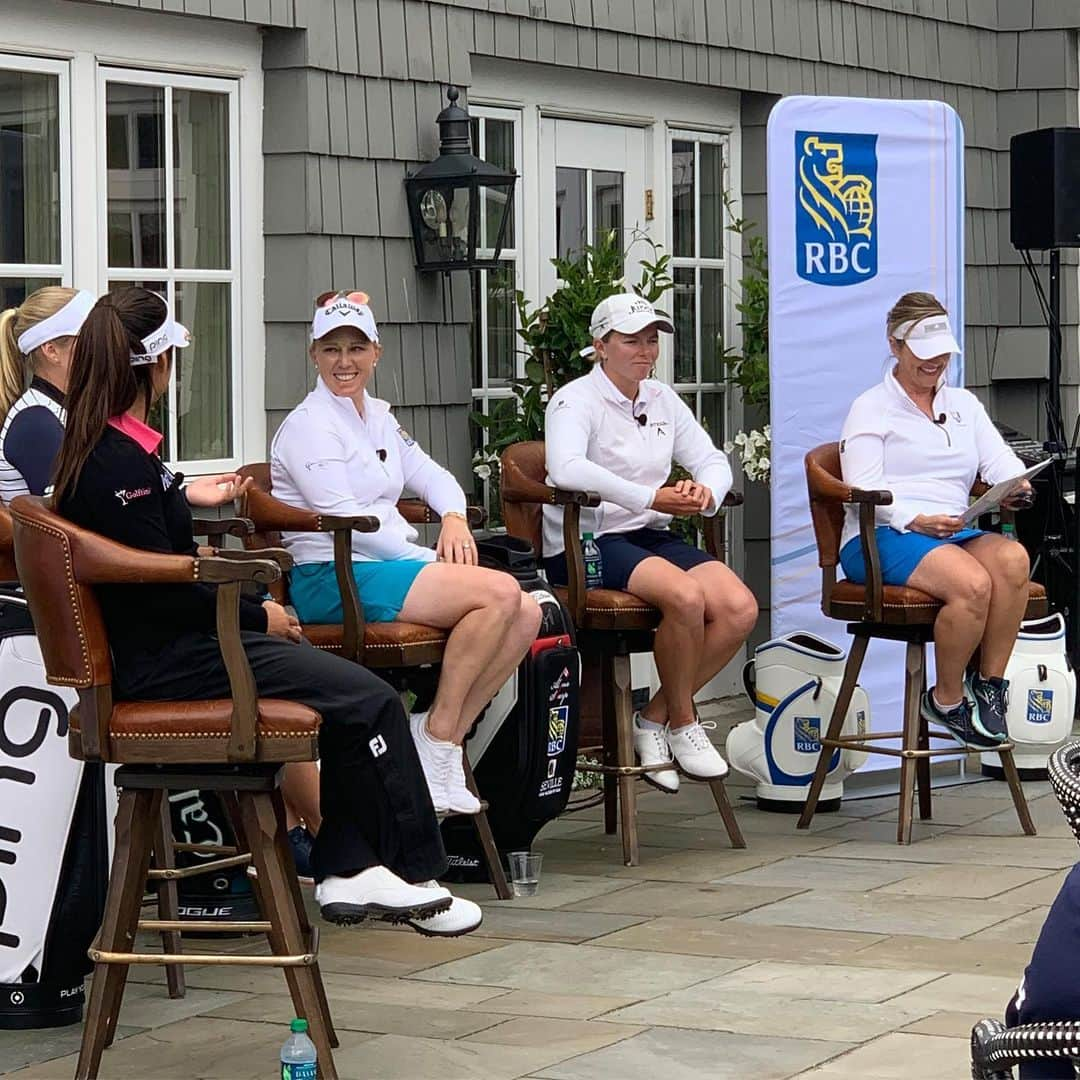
727, 632, 870, 811
981, 613, 1076, 778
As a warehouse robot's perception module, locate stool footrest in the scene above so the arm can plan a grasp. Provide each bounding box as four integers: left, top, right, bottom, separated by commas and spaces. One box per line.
137, 919, 271, 933
147, 852, 252, 880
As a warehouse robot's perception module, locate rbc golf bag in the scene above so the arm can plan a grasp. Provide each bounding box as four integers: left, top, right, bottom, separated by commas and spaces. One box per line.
727, 631, 870, 812
0, 589, 112, 1028
441, 536, 580, 882
981, 613, 1076, 779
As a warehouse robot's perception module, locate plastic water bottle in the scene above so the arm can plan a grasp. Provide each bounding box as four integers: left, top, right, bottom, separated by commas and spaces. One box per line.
1001, 522, 1018, 541
582, 532, 603, 589
280, 1018, 317, 1080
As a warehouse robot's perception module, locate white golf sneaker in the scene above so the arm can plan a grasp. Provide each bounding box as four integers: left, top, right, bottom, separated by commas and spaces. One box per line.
668, 720, 729, 780
410, 711, 452, 814
407, 882, 483, 937
633, 712, 678, 793
316, 866, 451, 926
445, 746, 482, 815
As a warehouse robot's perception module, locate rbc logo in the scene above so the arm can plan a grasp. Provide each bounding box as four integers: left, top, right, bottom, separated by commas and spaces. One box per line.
1026, 689, 1054, 725
793, 716, 821, 754
547, 706, 568, 756
795, 131, 878, 286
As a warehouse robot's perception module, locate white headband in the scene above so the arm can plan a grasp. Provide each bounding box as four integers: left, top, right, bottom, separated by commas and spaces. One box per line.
130, 312, 191, 366
16, 290, 95, 355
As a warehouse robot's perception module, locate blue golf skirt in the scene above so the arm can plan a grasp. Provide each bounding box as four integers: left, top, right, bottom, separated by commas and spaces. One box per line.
289, 560, 428, 624
839, 526, 985, 587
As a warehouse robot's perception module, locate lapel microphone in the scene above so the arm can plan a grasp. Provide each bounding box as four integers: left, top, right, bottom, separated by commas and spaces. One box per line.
636, 412, 648, 426
376, 449, 387, 461
933, 413, 947, 425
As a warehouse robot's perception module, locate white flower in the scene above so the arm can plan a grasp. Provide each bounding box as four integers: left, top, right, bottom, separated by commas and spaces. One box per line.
734, 432, 748, 446
474, 463, 492, 480
722, 440, 735, 454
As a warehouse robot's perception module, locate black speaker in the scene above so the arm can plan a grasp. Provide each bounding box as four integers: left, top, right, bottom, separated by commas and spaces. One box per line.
1010, 127, 1080, 250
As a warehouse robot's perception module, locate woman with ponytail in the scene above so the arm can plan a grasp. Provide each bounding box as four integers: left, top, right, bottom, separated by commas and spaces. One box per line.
0, 286, 93, 503
53, 288, 480, 936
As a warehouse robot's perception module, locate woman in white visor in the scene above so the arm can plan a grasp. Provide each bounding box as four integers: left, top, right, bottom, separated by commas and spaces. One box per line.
271, 290, 542, 817
839, 291, 1035, 751
0, 287, 94, 504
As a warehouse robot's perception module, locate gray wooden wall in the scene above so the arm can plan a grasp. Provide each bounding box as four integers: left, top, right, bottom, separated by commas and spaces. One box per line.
68, 0, 1080, 635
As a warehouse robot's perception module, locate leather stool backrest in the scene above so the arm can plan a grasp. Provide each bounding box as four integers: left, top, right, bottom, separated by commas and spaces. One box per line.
0, 504, 18, 583
499, 441, 548, 556
804, 443, 851, 569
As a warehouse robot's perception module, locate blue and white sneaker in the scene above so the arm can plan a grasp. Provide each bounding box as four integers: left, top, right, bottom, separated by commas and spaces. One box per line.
920, 691, 1002, 751
967, 674, 1010, 743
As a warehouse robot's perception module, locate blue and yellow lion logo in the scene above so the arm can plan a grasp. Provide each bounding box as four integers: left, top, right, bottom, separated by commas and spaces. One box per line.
795, 131, 878, 286
1027, 689, 1053, 725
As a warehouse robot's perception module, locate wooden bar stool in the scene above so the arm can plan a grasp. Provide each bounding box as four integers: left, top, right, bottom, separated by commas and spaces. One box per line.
11, 496, 340, 1079
796, 443, 1045, 843
499, 441, 747, 866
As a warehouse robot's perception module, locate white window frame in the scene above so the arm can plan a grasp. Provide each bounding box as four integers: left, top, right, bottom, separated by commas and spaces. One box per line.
0, 52, 72, 290
2, 0, 263, 475
667, 128, 732, 431
98, 66, 242, 473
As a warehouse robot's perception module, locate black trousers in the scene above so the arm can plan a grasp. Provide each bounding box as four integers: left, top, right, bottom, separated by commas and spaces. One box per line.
113, 632, 447, 883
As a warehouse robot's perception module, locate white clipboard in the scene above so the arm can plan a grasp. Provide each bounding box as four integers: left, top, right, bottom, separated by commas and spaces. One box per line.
961, 459, 1052, 526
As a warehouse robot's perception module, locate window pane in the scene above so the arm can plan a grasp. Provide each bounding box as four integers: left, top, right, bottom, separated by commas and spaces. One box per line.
592, 170, 623, 249
0, 69, 61, 265
556, 166, 586, 262
701, 267, 725, 382
483, 119, 514, 249
699, 390, 725, 445
174, 89, 230, 270
673, 266, 696, 384
671, 139, 694, 258
700, 142, 725, 259
0, 276, 60, 311
175, 281, 231, 461
107, 84, 166, 269
470, 270, 483, 389
486, 261, 516, 386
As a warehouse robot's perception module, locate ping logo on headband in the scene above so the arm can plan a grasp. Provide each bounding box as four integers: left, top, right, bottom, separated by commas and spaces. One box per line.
795, 131, 878, 287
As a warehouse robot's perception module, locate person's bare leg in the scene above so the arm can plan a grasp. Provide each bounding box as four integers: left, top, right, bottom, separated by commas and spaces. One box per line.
281, 761, 321, 834
398, 564, 528, 743
644, 561, 758, 724
906, 544, 992, 704
452, 592, 542, 738
623, 558, 706, 728
959, 533, 1031, 676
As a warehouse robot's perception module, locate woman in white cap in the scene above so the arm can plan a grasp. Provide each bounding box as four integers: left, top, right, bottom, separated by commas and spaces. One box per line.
0, 286, 94, 503
839, 290, 1034, 750
53, 287, 482, 936
543, 292, 758, 794
271, 290, 542, 816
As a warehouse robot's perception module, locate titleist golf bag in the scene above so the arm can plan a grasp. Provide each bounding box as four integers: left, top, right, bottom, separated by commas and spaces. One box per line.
441, 536, 580, 882
0, 589, 112, 1028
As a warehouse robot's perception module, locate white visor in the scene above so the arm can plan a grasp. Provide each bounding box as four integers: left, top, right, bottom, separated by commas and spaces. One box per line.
16, 290, 95, 355
311, 297, 379, 343
893, 314, 960, 360
130, 312, 191, 366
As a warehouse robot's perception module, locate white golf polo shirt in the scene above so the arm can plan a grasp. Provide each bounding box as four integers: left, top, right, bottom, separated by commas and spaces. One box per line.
271, 378, 467, 564
542, 364, 733, 556
839, 369, 1025, 550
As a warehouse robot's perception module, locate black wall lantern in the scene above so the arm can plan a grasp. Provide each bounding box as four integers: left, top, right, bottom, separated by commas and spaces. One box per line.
405, 86, 517, 272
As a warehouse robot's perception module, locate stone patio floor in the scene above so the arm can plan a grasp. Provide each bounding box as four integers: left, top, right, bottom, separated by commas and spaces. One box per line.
4, 696, 1078, 1079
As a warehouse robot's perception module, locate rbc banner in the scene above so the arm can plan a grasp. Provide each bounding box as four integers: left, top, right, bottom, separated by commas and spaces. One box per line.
768, 97, 964, 761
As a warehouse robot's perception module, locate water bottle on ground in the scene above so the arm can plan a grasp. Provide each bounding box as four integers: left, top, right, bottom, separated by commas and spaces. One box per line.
582, 533, 603, 589
281, 1017, 317, 1080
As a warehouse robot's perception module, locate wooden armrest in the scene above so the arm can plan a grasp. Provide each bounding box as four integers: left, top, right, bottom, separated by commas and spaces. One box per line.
191, 517, 255, 540
193, 556, 282, 587
397, 499, 487, 528
316, 513, 380, 532
720, 491, 743, 508
846, 488, 893, 506
241, 487, 380, 535
204, 547, 294, 572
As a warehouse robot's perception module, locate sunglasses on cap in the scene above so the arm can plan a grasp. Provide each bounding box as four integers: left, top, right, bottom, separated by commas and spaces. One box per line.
315, 290, 370, 309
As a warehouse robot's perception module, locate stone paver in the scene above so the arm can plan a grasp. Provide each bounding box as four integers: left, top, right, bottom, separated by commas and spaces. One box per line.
2, 696, 1074, 1080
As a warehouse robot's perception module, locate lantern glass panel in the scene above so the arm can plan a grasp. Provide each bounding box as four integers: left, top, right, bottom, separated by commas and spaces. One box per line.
417, 182, 472, 266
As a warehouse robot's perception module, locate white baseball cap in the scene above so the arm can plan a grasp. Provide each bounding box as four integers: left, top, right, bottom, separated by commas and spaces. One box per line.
311, 290, 379, 343
589, 293, 674, 340
893, 313, 961, 360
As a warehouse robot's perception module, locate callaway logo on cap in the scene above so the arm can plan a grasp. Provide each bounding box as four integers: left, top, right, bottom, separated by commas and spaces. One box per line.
311, 289, 379, 343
